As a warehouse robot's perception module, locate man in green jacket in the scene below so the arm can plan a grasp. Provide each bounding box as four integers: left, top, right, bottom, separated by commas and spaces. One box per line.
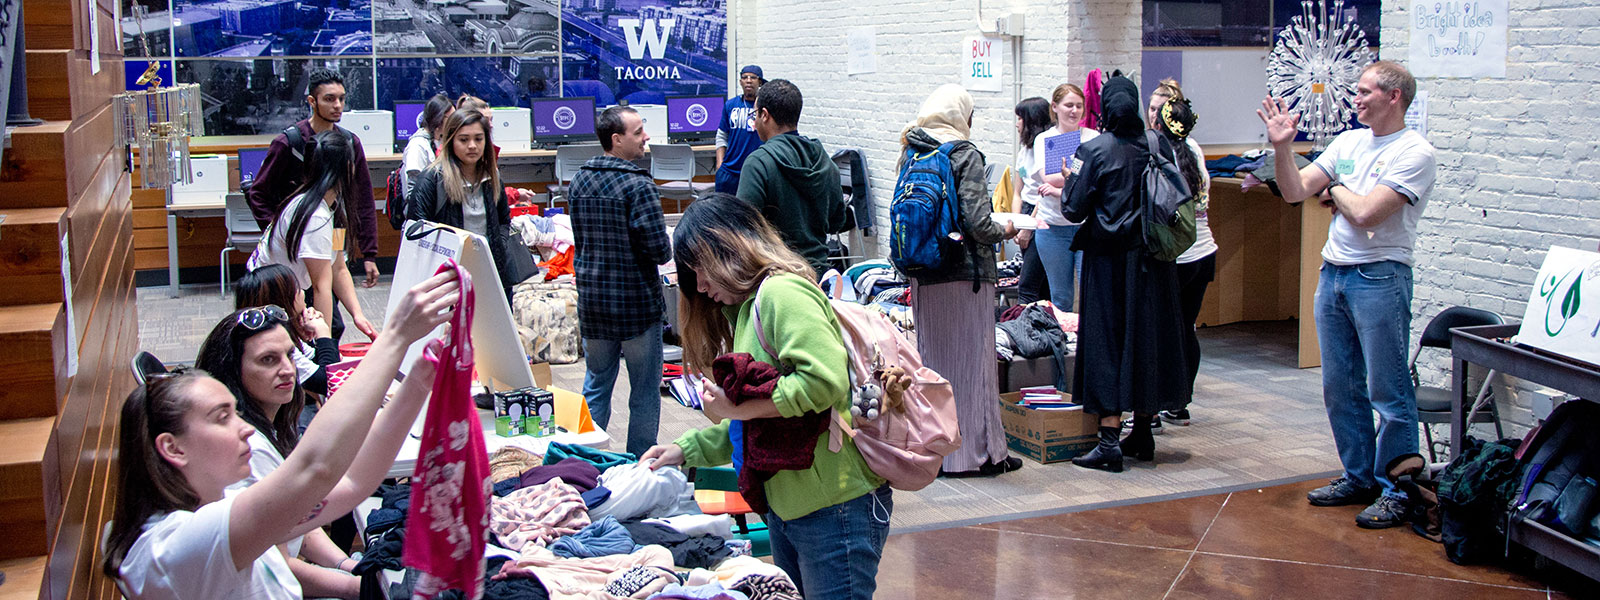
736, 79, 848, 277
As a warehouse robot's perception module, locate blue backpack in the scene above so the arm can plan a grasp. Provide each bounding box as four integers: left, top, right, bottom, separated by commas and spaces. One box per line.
891, 141, 975, 285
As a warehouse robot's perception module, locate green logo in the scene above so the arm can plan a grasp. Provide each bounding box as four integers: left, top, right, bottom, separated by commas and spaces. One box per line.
1539, 266, 1587, 337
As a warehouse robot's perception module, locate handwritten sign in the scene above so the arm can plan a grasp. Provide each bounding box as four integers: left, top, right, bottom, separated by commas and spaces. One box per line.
848, 27, 876, 75
1404, 90, 1428, 138
1517, 246, 1600, 367
962, 36, 1003, 92
1408, 0, 1506, 78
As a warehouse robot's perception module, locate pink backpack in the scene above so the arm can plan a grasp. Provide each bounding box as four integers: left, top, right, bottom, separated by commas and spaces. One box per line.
751, 281, 962, 491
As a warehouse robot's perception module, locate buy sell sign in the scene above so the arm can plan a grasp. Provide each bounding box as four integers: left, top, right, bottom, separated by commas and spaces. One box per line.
963, 36, 1003, 92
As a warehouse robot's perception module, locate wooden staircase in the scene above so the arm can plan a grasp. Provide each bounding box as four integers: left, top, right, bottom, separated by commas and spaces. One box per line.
0, 0, 137, 599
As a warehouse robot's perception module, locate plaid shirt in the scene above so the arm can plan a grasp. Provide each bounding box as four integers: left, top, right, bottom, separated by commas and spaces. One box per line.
567, 155, 672, 341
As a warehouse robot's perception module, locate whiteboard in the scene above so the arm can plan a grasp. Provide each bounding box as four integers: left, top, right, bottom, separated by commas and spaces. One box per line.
1180, 49, 1270, 146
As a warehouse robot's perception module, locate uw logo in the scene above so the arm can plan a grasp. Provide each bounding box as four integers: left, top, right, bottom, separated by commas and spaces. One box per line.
618, 18, 677, 60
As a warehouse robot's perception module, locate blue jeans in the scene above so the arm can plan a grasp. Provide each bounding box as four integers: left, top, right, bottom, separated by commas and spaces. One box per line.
714, 166, 741, 194
581, 323, 663, 456
1033, 224, 1081, 310
766, 485, 893, 600
1315, 261, 1417, 499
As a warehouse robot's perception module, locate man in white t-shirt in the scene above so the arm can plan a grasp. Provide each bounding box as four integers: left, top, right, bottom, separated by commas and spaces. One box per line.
1259, 61, 1437, 530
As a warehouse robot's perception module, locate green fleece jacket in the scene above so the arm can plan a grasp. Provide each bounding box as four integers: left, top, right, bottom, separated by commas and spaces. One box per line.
673, 274, 883, 520
735, 132, 848, 276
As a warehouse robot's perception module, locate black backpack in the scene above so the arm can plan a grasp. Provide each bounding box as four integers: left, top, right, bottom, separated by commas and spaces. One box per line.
1140, 130, 1196, 262
1509, 400, 1600, 540
385, 167, 407, 230
1436, 436, 1523, 564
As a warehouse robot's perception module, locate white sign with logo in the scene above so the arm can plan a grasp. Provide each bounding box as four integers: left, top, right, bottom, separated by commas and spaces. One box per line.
1517, 246, 1600, 367
1409, 0, 1507, 78
962, 36, 1003, 92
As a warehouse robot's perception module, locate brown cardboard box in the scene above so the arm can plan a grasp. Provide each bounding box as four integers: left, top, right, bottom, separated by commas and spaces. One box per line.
998, 391, 1099, 463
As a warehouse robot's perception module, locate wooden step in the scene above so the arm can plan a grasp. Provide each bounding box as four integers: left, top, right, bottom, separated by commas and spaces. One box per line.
0, 555, 46, 600
0, 209, 67, 307
0, 112, 116, 211
0, 305, 66, 421
0, 418, 55, 560
24, 49, 120, 123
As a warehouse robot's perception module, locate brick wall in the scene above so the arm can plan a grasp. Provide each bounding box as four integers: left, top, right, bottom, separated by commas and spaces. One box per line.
1382, 0, 1600, 429
729, 0, 1141, 254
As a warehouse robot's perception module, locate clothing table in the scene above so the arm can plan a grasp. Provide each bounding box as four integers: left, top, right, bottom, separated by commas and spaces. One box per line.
1449, 323, 1600, 579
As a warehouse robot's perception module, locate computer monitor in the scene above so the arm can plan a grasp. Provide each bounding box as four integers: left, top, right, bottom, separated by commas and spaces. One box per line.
237, 147, 270, 190
531, 96, 597, 145
666, 95, 722, 142
393, 100, 427, 150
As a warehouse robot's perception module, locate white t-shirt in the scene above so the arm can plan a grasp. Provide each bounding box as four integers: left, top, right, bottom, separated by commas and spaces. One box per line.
248, 193, 335, 290
1177, 137, 1218, 264
291, 340, 317, 385
1312, 127, 1436, 267
401, 132, 436, 198
1031, 127, 1100, 226
1014, 145, 1043, 210
225, 431, 304, 557
119, 492, 302, 600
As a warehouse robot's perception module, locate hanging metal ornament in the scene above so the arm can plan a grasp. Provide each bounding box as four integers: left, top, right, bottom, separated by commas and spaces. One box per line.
113, 4, 203, 189
1266, 0, 1373, 151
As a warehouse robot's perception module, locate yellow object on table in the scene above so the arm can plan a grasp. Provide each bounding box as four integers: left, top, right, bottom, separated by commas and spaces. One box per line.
991, 165, 1014, 213
550, 386, 598, 434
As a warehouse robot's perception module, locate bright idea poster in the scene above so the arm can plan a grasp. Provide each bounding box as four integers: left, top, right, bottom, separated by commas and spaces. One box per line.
1517, 246, 1600, 367
1408, 0, 1507, 78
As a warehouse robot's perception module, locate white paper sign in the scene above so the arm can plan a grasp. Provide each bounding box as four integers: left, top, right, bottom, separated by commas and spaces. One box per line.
1409, 0, 1507, 78
60, 232, 77, 377
962, 36, 1003, 93
847, 27, 876, 75
1517, 246, 1600, 367
1404, 90, 1428, 138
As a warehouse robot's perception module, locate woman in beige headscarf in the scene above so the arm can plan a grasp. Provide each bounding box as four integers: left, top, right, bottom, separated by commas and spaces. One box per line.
897, 83, 1021, 477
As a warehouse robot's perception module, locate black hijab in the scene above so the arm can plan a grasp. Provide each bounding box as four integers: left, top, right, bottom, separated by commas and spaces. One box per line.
1100, 76, 1144, 138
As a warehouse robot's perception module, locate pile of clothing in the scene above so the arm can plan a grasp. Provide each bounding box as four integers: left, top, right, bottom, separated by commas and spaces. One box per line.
357, 444, 801, 600
511, 281, 582, 364
995, 302, 1077, 391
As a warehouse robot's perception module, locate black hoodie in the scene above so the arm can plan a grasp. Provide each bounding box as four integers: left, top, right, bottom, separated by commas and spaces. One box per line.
735, 131, 847, 275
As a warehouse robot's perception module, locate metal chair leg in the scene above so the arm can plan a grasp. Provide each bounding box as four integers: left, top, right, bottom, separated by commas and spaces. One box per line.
219, 247, 230, 297
1422, 424, 1438, 463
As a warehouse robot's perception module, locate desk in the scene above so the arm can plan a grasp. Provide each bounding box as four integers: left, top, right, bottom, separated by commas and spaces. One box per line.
166, 198, 227, 297
1450, 323, 1600, 579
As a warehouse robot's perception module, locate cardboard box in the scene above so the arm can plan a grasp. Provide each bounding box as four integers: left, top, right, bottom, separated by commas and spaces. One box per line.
998, 391, 1099, 464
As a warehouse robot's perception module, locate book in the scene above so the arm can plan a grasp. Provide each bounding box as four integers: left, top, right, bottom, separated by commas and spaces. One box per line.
1042, 130, 1083, 175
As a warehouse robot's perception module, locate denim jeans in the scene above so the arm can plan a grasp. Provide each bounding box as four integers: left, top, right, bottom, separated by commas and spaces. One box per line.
581, 323, 663, 456
766, 484, 893, 600
1033, 224, 1081, 310
1315, 261, 1417, 499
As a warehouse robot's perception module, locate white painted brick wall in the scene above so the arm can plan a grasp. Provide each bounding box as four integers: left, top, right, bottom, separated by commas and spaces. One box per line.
728, 0, 1141, 255
1383, 0, 1600, 432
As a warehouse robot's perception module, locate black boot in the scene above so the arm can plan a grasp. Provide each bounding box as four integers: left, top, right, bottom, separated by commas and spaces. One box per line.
1072, 426, 1124, 473
1121, 414, 1155, 462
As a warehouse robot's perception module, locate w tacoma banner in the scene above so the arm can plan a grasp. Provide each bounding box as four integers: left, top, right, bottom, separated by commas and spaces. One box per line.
562, 0, 728, 105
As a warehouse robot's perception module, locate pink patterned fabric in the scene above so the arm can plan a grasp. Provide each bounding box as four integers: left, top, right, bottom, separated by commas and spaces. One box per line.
403, 260, 493, 599
488, 478, 591, 555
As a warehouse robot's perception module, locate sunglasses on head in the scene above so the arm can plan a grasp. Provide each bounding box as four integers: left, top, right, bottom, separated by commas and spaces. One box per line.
238, 305, 290, 331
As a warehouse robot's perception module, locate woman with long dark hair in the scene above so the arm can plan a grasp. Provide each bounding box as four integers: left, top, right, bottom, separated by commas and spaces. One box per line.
1146, 80, 1214, 429
247, 128, 378, 340
103, 272, 458, 599
194, 305, 356, 598
234, 264, 337, 399
406, 108, 527, 297
640, 193, 891, 600
1012, 96, 1054, 303
401, 93, 456, 197
1061, 75, 1190, 473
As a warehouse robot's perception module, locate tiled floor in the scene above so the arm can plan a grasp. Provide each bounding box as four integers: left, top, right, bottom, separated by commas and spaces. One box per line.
876, 477, 1577, 600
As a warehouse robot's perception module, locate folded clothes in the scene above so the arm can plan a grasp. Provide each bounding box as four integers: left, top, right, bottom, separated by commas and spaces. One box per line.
549, 516, 640, 559
621, 520, 732, 569
520, 458, 601, 492
589, 462, 699, 522
642, 514, 735, 539
649, 583, 750, 600
544, 442, 637, 473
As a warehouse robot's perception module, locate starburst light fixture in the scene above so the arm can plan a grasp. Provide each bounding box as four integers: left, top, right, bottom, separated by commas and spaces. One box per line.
113, 5, 204, 189
1266, 0, 1373, 151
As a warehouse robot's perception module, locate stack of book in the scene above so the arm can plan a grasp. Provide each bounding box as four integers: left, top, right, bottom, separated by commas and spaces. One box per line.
1018, 386, 1081, 410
